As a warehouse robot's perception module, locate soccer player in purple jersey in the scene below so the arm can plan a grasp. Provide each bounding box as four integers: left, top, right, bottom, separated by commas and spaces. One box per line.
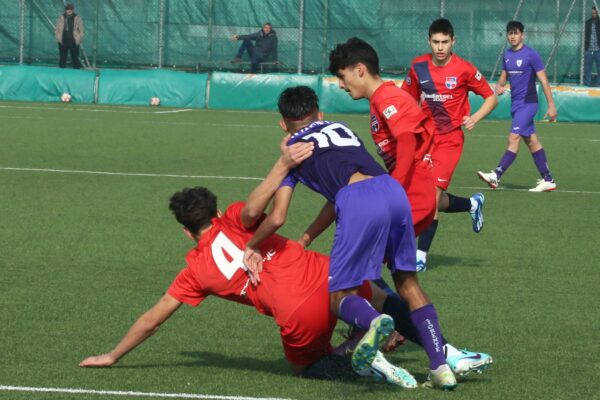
242, 86, 458, 390
477, 21, 558, 192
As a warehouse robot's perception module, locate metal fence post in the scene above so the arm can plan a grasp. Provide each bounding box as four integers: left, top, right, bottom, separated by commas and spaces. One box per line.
553, 0, 560, 84
581, 0, 587, 85
207, 0, 213, 62
321, 0, 329, 75
19, 0, 25, 64
440, 0, 445, 17
297, 0, 305, 74
158, 0, 165, 68
93, 0, 99, 68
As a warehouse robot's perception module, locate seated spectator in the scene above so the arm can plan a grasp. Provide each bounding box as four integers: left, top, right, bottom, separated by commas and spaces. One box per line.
231, 22, 278, 73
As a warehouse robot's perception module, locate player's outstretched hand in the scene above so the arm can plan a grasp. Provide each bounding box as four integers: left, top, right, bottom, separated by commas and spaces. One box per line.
462, 115, 476, 130
79, 353, 117, 367
544, 105, 558, 122
280, 134, 314, 168
243, 246, 263, 285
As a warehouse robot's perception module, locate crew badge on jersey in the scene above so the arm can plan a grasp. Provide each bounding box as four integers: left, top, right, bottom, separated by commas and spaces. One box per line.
445, 76, 457, 89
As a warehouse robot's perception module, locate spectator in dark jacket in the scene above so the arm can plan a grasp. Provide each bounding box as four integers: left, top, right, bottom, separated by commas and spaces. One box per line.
584, 7, 600, 86
231, 23, 278, 73
55, 3, 84, 69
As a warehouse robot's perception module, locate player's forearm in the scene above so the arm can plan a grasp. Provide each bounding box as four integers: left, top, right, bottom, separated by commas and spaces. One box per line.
497, 73, 507, 87
301, 202, 335, 246
471, 95, 498, 124
243, 158, 290, 225
246, 215, 282, 250
389, 134, 417, 186
108, 312, 162, 362
541, 84, 556, 107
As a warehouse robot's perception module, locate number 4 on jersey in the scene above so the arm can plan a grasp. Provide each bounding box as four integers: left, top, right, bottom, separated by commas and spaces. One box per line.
211, 231, 247, 280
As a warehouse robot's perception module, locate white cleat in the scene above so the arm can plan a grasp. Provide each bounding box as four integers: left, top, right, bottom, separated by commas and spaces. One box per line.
477, 170, 499, 189
529, 179, 556, 192
356, 351, 418, 389
423, 364, 458, 391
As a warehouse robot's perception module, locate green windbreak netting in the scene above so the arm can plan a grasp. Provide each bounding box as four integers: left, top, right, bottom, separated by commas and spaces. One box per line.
0, 0, 593, 83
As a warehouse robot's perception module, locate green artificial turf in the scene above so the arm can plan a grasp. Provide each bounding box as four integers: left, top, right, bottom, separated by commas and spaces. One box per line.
0, 101, 598, 399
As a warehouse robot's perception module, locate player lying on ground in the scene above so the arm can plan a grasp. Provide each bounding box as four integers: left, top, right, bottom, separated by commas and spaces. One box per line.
78, 184, 490, 386
242, 86, 492, 390
477, 20, 558, 192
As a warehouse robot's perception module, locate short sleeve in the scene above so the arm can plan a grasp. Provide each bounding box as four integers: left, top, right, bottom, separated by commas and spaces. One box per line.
280, 173, 299, 189
377, 92, 426, 139
465, 63, 494, 98
221, 202, 264, 233
530, 49, 545, 72
401, 66, 420, 101
167, 267, 207, 307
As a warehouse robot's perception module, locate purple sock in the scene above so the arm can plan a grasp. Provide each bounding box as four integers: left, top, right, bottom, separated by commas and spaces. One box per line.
532, 148, 553, 181
338, 295, 380, 330
494, 150, 517, 179
410, 304, 446, 370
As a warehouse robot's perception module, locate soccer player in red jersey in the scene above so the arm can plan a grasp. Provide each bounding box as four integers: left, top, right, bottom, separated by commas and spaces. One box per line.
77, 185, 427, 384
401, 19, 498, 270
328, 39, 437, 241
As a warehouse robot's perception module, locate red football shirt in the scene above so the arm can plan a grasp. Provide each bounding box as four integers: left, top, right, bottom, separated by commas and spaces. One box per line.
402, 53, 494, 134
167, 202, 327, 326
370, 81, 433, 173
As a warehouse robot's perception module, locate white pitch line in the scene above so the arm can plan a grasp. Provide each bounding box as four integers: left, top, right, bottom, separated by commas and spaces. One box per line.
0, 385, 291, 400
0, 167, 263, 181
2, 166, 600, 194
154, 109, 194, 114
0, 113, 597, 140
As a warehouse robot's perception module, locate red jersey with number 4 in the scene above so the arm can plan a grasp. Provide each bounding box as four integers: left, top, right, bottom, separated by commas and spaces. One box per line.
167, 202, 327, 326
369, 81, 434, 173
402, 53, 494, 134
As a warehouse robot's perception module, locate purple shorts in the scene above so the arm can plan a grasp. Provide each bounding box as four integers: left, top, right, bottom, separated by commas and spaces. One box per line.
510, 103, 538, 136
328, 174, 416, 293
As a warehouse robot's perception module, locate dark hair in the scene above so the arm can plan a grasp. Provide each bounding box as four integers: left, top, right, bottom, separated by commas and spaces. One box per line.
593, 6, 597, 10
506, 20, 525, 33
264, 22, 272, 26
278, 86, 319, 121
328, 37, 380, 76
169, 187, 217, 234
65, 3, 74, 10
429, 18, 454, 38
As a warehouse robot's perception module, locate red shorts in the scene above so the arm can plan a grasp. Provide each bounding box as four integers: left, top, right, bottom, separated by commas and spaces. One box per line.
431, 129, 464, 191
280, 281, 372, 366
391, 161, 436, 237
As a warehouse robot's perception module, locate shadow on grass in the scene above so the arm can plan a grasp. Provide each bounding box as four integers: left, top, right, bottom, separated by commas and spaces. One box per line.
425, 254, 485, 269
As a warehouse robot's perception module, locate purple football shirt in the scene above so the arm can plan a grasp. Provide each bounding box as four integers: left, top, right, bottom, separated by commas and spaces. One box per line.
503, 45, 545, 104
281, 121, 386, 203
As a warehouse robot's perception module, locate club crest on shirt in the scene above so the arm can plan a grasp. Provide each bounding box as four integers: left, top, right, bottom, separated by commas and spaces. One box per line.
445, 76, 457, 89
405, 76, 412, 85
475, 70, 482, 81
370, 114, 380, 132
516, 59, 523, 67
382, 105, 397, 120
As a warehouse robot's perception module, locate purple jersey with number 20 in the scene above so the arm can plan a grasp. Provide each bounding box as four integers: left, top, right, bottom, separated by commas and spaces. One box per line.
281, 121, 417, 292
